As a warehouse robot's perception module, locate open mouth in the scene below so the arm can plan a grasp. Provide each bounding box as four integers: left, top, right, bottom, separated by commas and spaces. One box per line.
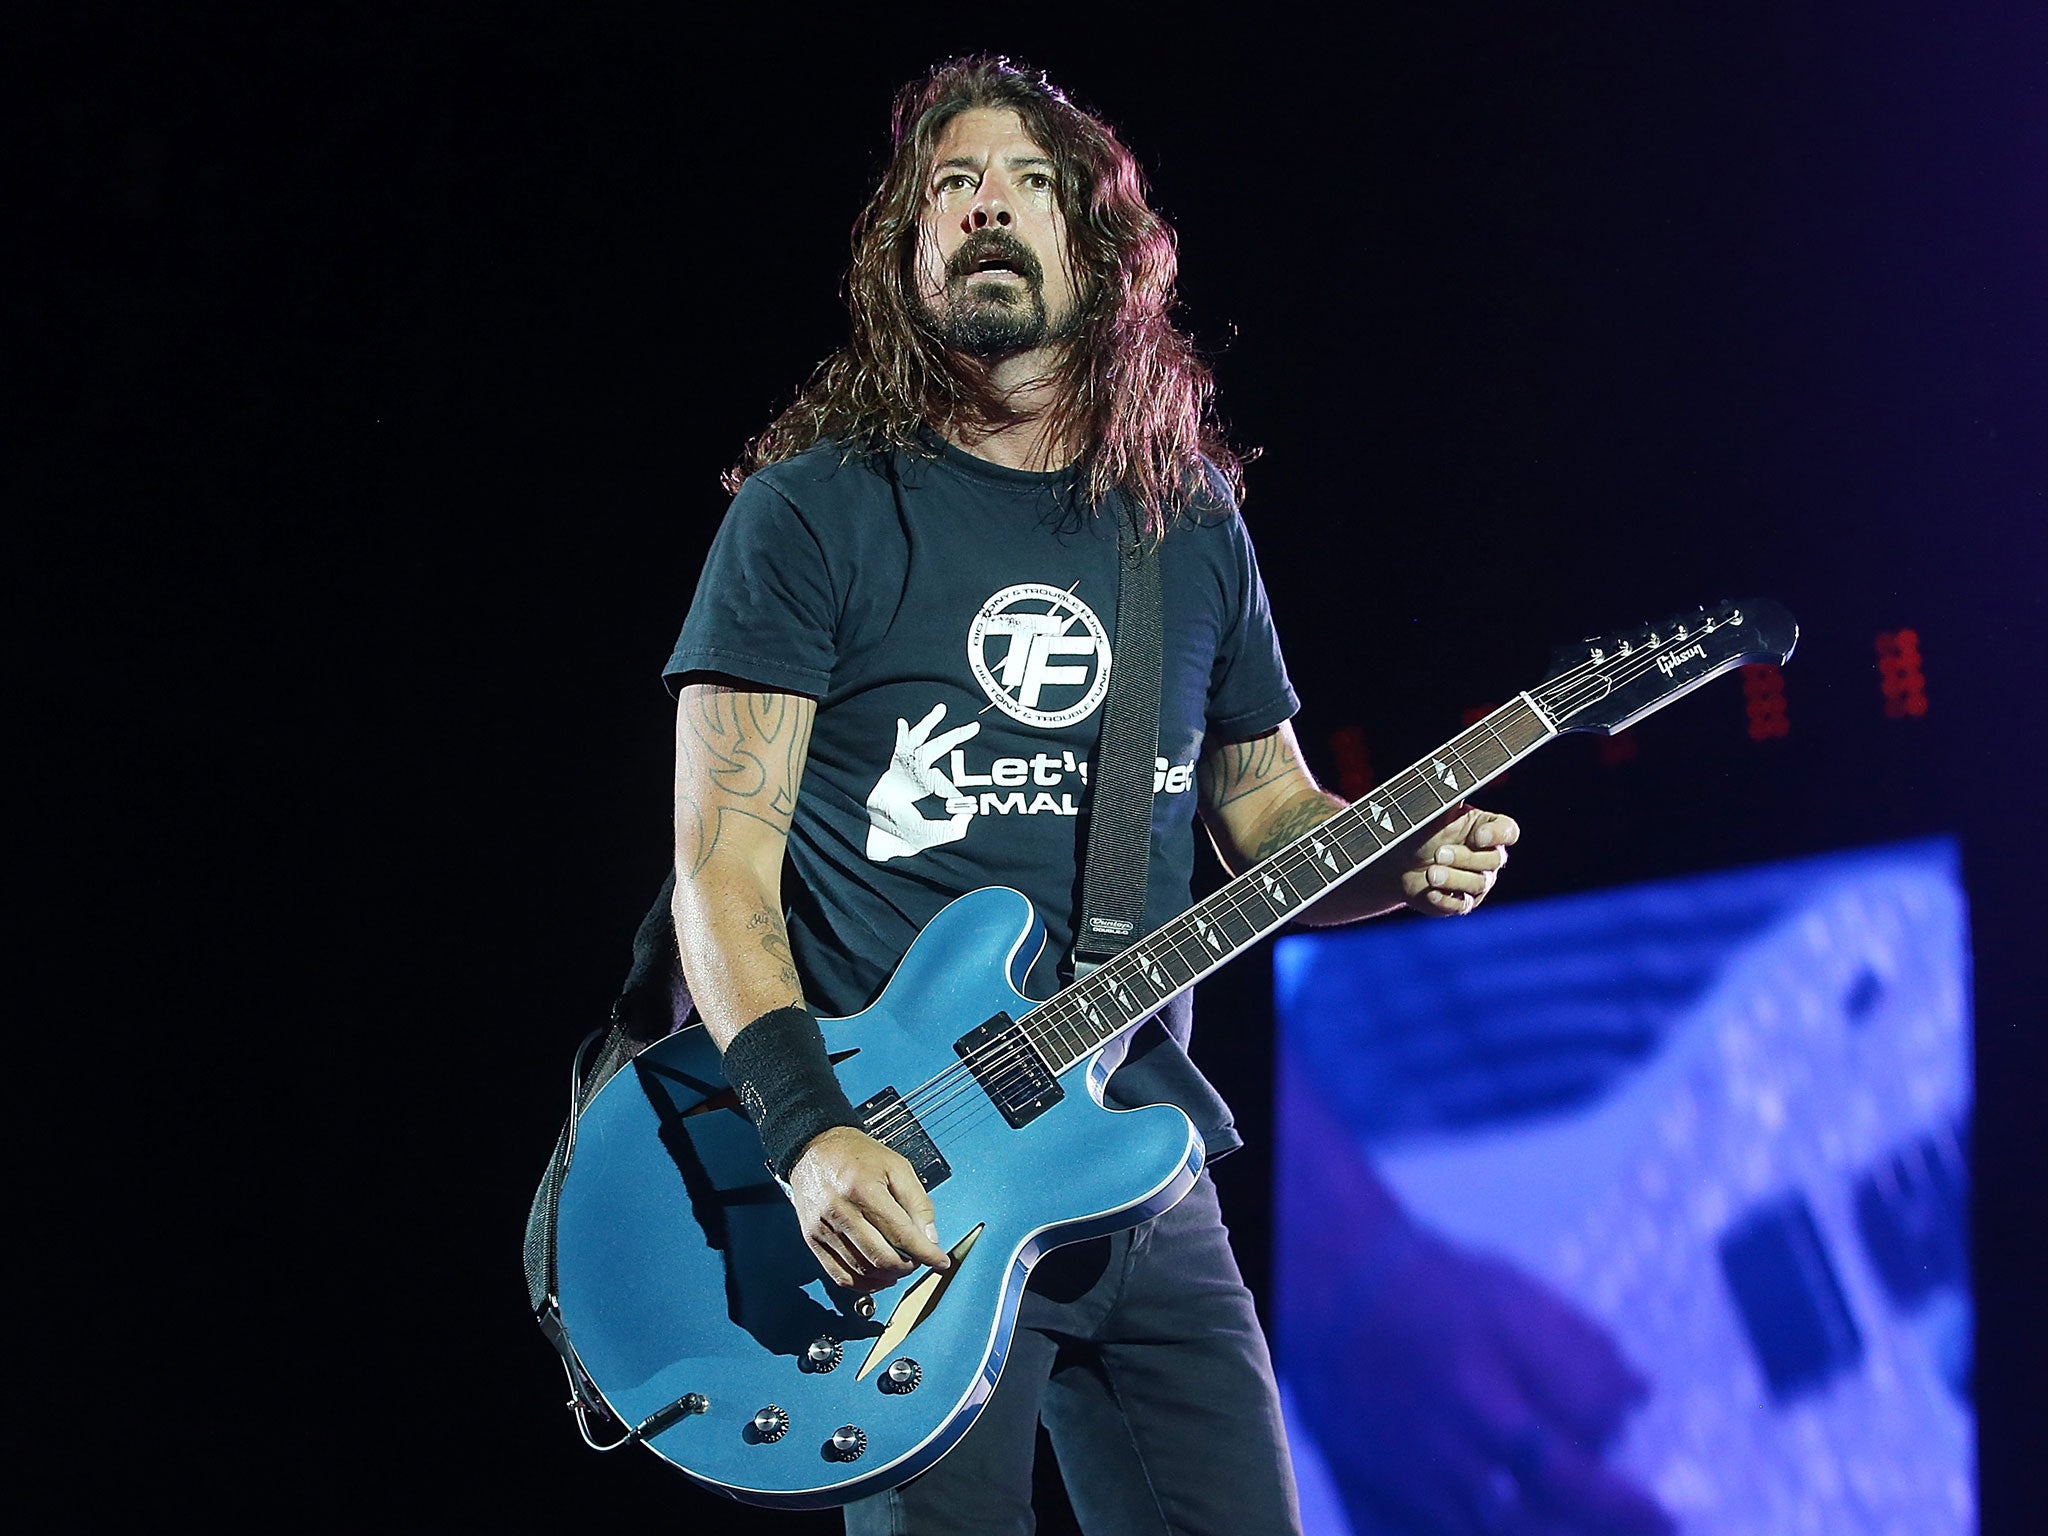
953, 241, 1037, 283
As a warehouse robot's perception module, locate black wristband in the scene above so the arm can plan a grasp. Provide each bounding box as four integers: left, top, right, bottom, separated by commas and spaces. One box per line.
719, 1005, 862, 1180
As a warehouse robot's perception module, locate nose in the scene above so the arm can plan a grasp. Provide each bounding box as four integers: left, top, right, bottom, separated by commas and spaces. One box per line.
964, 193, 1012, 233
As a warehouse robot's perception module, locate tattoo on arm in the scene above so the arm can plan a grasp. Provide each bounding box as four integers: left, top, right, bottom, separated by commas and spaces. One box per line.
1197, 729, 1294, 810
1252, 795, 1342, 860
674, 683, 815, 875
744, 906, 804, 994
1199, 723, 1343, 871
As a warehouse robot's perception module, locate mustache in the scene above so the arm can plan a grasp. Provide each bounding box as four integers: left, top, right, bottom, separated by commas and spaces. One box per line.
945, 231, 1045, 285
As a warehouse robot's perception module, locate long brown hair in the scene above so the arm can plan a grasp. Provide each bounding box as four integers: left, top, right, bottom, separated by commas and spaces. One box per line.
726, 56, 1243, 536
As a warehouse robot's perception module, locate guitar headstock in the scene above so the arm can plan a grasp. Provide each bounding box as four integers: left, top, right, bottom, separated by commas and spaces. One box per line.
1535, 598, 1798, 735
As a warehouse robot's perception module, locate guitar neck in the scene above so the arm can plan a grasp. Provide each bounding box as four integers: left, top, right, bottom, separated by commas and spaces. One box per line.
1022, 694, 1560, 1073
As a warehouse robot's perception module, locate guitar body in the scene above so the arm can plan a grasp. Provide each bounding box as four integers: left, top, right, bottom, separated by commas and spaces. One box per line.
554, 886, 1204, 1508
544, 598, 1799, 1509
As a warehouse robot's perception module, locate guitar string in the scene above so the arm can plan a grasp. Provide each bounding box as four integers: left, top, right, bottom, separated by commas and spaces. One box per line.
875, 710, 1585, 1151
929, 629, 1718, 1137
892, 717, 1519, 1145
890, 654, 1731, 1151
864, 690, 1551, 1141
867, 745, 1495, 1148
887, 606, 1723, 1129
859, 693, 1562, 1146
699, 633, 1738, 1191
887, 644, 1682, 1146
887, 769, 1507, 1148
867, 694, 1559, 1146
865, 853, 1310, 1148
856, 625, 1745, 1149
866, 761, 1432, 1142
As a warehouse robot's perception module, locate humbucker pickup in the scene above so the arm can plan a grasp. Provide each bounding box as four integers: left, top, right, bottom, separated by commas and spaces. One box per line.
952, 1013, 1065, 1130
852, 1086, 952, 1190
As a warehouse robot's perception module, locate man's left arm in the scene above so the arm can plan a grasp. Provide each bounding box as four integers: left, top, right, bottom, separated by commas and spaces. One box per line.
1196, 720, 1519, 925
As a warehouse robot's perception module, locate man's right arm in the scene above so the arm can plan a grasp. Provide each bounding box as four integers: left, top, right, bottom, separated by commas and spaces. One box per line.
669, 679, 950, 1291
671, 680, 815, 1033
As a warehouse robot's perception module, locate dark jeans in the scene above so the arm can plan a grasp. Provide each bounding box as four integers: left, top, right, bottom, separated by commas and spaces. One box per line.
843, 1172, 1302, 1535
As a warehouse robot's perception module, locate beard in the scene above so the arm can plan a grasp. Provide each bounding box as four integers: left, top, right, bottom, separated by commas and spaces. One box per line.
926, 232, 1075, 358
935, 277, 1050, 357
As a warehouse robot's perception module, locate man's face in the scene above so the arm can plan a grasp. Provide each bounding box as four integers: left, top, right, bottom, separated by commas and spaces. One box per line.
914, 107, 1082, 359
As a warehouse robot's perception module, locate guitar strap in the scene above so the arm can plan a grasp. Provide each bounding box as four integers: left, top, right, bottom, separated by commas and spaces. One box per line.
1073, 500, 1163, 978
522, 495, 1163, 1445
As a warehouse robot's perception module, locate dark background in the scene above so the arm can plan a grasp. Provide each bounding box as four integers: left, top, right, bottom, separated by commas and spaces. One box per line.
20, 3, 2044, 1528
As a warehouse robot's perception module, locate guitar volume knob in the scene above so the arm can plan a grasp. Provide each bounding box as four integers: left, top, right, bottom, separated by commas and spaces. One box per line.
750, 1405, 789, 1443
829, 1424, 867, 1461
805, 1337, 843, 1373
882, 1358, 921, 1393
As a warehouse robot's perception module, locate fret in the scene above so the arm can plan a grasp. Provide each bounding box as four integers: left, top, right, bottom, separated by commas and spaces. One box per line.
1359, 791, 1408, 840
1449, 728, 1509, 782
1254, 859, 1309, 912
1394, 773, 1450, 825
1184, 907, 1236, 963
1497, 697, 1550, 751
1153, 920, 1210, 985
1207, 894, 1265, 948
1130, 944, 1180, 1000
1018, 1007, 1066, 1068
1324, 813, 1376, 866
1474, 719, 1518, 771
1300, 822, 1358, 880
1046, 1006, 1089, 1061
1281, 844, 1337, 905
1224, 878, 1284, 935
1045, 1000, 1090, 1071
1334, 810, 1384, 863
1026, 695, 1566, 1075
1073, 989, 1115, 1052
1424, 746, 1469, 796
1105, 962, 1171, 1024
1024, 998, 1072, 1061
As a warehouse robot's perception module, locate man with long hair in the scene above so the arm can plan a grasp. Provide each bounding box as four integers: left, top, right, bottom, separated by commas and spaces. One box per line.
664, 57, 1520, 1533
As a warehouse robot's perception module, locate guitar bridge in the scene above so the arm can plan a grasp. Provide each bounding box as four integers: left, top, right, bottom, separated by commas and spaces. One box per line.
852, 1086, 951, 1190
953, 1013, 1064, 1129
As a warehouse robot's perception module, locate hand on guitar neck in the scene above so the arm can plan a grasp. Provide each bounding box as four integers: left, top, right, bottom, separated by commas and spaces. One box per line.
1196, 719, 1520, 926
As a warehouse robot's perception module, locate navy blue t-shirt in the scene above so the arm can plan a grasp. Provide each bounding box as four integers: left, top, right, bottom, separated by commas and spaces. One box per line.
665, 438, 1298, 1155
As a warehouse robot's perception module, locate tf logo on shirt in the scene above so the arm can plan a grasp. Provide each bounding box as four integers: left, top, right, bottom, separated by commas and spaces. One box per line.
966, 582, 1113, 730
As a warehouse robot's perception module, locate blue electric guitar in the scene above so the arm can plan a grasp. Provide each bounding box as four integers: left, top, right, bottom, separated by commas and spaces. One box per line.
545, 599, 1796, 1508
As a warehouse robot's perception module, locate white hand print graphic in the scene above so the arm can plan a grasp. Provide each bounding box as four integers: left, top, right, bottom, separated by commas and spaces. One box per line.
864, 703, 982, 862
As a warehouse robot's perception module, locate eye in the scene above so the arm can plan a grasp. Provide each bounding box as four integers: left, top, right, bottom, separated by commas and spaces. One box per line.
935, 172, 976, 194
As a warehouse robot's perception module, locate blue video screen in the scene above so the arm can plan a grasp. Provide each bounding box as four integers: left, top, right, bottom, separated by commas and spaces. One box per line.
1272, 838, 1974, 1535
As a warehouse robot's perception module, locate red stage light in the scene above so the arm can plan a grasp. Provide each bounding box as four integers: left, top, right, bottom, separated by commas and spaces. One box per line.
1742, 664, 1790, 740
1875, 629, 1928, 718
1329, 725, 1374, 799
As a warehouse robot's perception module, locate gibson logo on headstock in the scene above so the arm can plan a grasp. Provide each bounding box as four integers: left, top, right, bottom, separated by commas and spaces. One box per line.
1657, 642, 1706, 677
